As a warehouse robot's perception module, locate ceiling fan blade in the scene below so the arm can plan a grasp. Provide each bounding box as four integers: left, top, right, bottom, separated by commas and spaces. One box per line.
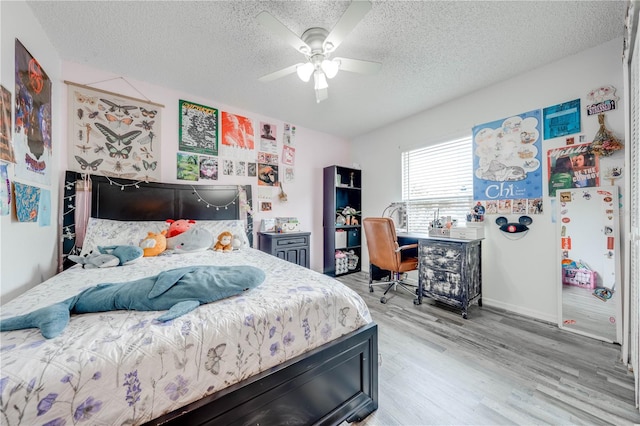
257, 11, 311, 54
258, 63, 302, 82
335, 57, 381, 74
324, 0, 372, 52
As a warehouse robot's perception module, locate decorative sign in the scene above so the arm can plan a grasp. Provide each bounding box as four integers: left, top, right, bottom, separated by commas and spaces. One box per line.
543, 99, 581, 140
586, 85, 619, 116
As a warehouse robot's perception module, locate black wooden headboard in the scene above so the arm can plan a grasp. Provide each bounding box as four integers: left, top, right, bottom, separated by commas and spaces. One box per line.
61, 171, 253, 269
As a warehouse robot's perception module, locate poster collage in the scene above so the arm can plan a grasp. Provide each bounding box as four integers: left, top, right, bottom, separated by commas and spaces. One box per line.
1, 39, 53, 225
471, 88, 623, 220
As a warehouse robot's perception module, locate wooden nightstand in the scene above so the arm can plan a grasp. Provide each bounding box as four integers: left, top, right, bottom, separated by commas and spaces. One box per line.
258, 232, 310, 268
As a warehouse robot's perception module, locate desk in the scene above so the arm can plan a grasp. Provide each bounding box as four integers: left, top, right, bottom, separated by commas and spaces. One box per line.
397, 233, 482, 319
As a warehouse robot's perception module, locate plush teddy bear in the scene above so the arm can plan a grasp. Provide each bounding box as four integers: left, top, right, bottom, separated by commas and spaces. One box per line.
166, 219, 196, 238
214, 231, 233, 252
140, 230, 167, 257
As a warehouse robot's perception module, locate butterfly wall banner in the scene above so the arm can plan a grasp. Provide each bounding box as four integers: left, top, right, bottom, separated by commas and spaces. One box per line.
66, 81, 162, 182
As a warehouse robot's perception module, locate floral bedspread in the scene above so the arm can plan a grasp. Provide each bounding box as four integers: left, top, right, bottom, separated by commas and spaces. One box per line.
0, 249, 372, 425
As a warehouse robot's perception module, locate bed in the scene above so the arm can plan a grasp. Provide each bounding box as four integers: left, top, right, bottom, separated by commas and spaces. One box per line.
0, 172, 378, 425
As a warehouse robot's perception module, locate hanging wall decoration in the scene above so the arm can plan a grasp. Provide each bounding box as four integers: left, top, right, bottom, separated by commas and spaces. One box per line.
14, 181, 41, 222
473, 109, 543, 203
585, 85, 618, 116
0, 85, 16, 163
588, 113, 623, 157
179, 99, 218, 156
14, 39, 52, 185
543, 99, 581, 140
547, 142, 600, 197
66, 81, 163, 182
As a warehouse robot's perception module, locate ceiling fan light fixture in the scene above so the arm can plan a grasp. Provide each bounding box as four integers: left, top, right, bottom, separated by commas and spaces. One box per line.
314, 70, 329, 90
296, 62, 314, 82
321, 59, 340, 79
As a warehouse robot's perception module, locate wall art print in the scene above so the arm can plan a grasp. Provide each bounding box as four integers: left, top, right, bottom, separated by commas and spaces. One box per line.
14, 39, 52, 185
473, 109, 543, 201
0, 85, 16, 163
179, 99, 218, 155
14, 181, 41, 222
543, 99, 581, 140
221, 111, 254, 150
176, 152, 198, 181
67, 83, 162, 182
547, 142, 600, 197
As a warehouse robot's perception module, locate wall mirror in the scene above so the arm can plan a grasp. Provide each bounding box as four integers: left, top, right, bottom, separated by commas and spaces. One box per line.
556, 186, 622, 343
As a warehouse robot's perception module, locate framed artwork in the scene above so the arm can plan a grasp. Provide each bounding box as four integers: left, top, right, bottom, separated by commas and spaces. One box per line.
15, 39, 52, 185
67, 82, 162, 182
179, 99, 218, 155
176, 152, 198, 181
543, 99, 581, 140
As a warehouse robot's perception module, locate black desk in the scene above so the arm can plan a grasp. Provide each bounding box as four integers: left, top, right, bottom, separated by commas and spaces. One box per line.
397, 233, 483, 319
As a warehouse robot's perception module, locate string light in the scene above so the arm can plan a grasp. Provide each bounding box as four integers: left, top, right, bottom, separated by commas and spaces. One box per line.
105, 176, 145, 190
190, 186, 239, 210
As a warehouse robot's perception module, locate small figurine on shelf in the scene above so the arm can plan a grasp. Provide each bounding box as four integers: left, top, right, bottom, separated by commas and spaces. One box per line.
339, 206, 360, 226
350, 172, 355, 187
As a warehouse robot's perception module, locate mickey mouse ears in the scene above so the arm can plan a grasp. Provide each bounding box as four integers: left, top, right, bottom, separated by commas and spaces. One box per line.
496, 215, 533, 237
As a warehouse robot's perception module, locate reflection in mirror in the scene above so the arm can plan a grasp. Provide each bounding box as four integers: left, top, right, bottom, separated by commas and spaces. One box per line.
557, 186, 621, 343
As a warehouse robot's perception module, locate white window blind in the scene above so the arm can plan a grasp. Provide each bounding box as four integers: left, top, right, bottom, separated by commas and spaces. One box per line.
401, 136, 473, 232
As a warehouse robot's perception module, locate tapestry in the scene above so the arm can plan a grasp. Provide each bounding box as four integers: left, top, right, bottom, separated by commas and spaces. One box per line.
67, 83, 162, 182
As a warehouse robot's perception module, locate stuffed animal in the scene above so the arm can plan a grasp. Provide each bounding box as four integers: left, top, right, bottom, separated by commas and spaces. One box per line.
214, 231, 233, 252
68, 252, 120, 269
166, 219, 196, 238
166, 226, 213, 253
68, 245, 143, 268
140, 230, 167, 257
231, 234, 244, 250
97, 245, 144, 265
0, 265, 266, 338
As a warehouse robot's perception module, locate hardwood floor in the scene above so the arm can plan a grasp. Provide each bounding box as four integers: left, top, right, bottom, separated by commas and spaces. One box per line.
337, 272, 640, 426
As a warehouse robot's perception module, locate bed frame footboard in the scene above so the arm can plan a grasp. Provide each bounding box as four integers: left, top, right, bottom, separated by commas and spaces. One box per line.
148, 322, 378, 425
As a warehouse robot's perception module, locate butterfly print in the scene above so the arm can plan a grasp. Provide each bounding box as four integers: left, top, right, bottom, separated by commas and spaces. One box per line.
136, 120, 154, 131
143, 160, 157, 171
140, 107, 157, 118
75, 91, 97, 105
204, 344, 226, 375
77, 108, 83, 120
106, 142, 133, 159
100, 99, 138, 115
94, 122, 141, 146
75, 156, 103, 171
105, 113, 134, 129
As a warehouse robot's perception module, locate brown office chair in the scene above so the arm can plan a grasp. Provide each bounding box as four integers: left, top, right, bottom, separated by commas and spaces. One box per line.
363, 217, 419, 304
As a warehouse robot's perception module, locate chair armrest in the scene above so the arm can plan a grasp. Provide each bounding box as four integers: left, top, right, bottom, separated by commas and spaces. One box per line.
395, 243, 418, 252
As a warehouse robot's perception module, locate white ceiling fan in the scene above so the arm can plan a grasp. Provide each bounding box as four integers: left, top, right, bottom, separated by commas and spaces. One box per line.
257, 0, 381, 103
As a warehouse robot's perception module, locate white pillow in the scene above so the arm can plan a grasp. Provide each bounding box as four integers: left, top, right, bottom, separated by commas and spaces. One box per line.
81, 218, 250, 255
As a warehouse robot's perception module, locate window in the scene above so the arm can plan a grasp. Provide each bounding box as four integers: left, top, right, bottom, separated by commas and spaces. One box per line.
401, 136, 473, 232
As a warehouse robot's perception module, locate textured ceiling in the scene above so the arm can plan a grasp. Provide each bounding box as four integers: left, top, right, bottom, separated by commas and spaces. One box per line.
25, 1, 627, 139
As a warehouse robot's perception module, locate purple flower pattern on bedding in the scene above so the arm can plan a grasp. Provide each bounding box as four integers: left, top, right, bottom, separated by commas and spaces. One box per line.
0, 248, 372, 425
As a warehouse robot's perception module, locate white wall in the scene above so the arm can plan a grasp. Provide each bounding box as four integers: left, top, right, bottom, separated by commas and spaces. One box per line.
1, 1, 352, 303
352, 38, 625, 323
1, 0, 63, 303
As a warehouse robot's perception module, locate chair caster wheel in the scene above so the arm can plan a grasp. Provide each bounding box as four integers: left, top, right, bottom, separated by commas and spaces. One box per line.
369, 287, 374, 292
462, 312, 468, 319
380, 297, 387, 304
413, 298, 420, 305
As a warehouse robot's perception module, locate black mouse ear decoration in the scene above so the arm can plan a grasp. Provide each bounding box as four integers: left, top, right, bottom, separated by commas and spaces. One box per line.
496, 216, 532, 239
